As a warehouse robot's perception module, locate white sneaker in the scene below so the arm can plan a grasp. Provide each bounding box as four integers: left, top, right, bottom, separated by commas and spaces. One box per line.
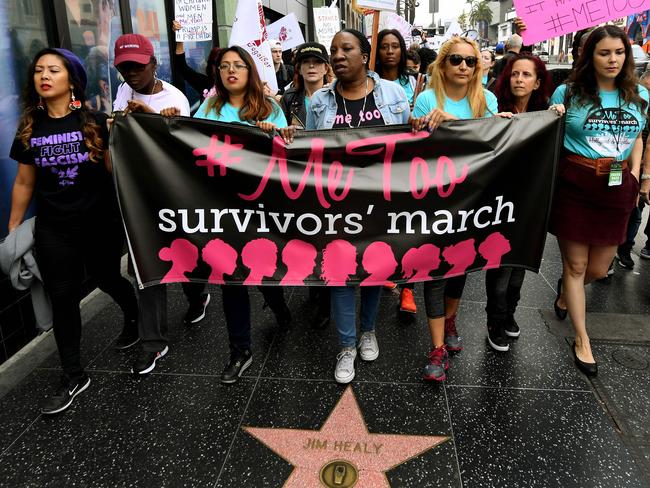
358, 331, 379, 361
334, 347, 357, 384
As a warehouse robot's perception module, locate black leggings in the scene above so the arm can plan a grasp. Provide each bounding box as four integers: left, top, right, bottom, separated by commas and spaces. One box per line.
422, 275, 467, 319
36, 221, 137, 378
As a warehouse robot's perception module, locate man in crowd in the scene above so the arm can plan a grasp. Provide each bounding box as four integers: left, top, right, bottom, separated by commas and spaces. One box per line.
271, 39, 293, 95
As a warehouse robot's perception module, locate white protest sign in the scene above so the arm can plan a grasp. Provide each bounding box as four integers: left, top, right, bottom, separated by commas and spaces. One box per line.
174, 0, 212, 42
267, 13, 305, 51
357, 0, 397, 11
363, 11, 412, 40
314, 7, 340, 53
229, 0, 277, 92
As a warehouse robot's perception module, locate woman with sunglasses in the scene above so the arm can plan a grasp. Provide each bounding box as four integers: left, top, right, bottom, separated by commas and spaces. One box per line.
281, 42, 333, 128
193, 46, 291, 383
411, 36, 498, 382
306, 28, 410, 384
545, 25, 647, 375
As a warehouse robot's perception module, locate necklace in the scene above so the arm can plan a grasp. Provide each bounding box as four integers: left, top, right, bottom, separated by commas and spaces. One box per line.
132, 78, 159, 107
339, 77, 369, 128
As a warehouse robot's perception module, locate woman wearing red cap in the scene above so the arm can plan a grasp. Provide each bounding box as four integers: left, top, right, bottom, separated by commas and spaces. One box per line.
8, 48, 138, 414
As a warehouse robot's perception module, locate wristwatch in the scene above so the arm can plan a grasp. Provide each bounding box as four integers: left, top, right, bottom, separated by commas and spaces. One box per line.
641, 174, 650, 180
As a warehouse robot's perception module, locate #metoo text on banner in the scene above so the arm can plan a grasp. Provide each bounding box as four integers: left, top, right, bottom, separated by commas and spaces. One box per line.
110, 113, 562, 288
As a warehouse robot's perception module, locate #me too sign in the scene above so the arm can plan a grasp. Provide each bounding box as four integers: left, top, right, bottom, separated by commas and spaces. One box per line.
514, 0, 650, 45
110, 112, 562, 288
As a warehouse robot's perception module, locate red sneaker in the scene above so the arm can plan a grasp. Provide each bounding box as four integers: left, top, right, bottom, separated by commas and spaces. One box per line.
400, 288, 417, 313
423, 345, 449, 381
444, 314, 462, 351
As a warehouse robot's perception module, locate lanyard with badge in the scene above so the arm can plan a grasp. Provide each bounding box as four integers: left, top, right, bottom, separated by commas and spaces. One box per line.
602, 96, 623, 187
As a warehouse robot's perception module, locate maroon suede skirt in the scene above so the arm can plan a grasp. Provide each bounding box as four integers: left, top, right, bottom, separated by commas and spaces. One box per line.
549, 156, 639, 246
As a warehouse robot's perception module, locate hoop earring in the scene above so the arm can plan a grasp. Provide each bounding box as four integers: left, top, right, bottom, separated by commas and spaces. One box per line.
69, 89, 82, 110
37, 96, 44, 110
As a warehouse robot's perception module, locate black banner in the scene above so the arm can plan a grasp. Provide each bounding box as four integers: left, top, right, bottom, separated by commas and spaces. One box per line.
110, 112, 562, 288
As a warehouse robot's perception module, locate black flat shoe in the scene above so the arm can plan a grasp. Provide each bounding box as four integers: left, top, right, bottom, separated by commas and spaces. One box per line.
572, 342, 598, 376
554, 278, 568, 320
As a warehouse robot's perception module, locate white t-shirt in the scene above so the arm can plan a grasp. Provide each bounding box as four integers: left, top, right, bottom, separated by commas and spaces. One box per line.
113, 79, 190, 116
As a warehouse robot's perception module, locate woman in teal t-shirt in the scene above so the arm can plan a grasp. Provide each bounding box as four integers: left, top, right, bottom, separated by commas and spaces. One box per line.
374, 29, 417, 105
546, 26, 648, 376
193, 46, 290, 384
409, 36, 499, 383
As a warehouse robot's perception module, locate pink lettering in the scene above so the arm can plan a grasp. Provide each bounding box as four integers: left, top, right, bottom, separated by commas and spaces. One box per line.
410, 155, 469, 200
346, 131, 429, 201
239, 136, 354, 209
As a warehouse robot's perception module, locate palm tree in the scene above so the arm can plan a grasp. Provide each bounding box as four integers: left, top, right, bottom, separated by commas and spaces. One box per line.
458, 12, 468, 31
468, 0, 493, 39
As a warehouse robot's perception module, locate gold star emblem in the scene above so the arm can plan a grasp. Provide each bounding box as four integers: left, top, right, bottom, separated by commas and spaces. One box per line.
244, 386, 449, 487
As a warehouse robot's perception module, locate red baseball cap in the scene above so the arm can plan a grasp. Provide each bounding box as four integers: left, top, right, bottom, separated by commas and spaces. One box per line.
114, 33, 154, 66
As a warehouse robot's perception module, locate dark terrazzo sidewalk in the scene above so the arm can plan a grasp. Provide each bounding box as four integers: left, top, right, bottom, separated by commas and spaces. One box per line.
0, 236, 649, 488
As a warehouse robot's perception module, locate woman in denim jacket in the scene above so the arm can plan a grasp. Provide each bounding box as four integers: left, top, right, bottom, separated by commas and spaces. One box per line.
305, 29, 410, 384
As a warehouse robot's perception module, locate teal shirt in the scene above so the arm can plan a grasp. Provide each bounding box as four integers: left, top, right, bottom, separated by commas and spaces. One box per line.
551, 84, 649, 160
194, 98, 288, 128
398, 76, 414, 105
412, 87, 498, 119
482, 73, 488, 87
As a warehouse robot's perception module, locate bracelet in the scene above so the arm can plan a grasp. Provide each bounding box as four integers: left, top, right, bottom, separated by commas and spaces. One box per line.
641, 174, 650, 180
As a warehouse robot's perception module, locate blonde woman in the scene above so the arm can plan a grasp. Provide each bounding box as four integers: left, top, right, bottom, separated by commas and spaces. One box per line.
411, 36, 498, 382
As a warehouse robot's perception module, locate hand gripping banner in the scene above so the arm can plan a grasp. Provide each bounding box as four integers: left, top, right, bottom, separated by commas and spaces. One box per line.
110, 112, 562, 288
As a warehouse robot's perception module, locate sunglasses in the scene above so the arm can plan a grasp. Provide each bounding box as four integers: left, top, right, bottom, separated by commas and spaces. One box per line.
447, 54, 478, 68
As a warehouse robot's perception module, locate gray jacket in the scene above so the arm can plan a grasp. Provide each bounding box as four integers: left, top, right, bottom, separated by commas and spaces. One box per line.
0, 218, 52, 331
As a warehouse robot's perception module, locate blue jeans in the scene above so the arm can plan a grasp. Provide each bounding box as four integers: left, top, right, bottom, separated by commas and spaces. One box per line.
330, 286, 382, 348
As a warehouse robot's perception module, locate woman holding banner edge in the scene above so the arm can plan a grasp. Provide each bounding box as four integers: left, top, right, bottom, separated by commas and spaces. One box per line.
410, 36, 499, 382
191, 45, 292, 384
543, 25, 648, 376
306, 28, 410, 384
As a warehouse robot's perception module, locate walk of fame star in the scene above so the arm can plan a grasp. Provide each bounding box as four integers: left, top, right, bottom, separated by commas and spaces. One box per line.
243, 386, 449, 487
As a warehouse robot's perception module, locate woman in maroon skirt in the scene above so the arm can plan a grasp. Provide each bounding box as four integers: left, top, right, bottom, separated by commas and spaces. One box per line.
548, 26, 648, 375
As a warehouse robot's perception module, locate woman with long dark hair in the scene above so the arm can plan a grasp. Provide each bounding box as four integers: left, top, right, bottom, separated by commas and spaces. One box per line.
193, 45, 291, 383
547, 25, 648, 375
374, 29, 418, 105
8, 48, 138, 414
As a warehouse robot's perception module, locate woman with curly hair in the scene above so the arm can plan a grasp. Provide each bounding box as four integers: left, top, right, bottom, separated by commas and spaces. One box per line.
8, 48, 138, 414
487, 54, 555, 346
546, 25, 648, 375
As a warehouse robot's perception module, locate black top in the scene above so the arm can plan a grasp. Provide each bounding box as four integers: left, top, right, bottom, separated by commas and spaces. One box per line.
276, 63, 294, 95
10, 111, 116, 225
173, 52, 212, 100
333, 90, 385, 128
281, 87, 307, 128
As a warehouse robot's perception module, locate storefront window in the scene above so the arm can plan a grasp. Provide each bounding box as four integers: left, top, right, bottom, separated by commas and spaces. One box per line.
179, 40, 215, 108
0, 0, 49, 236
129, 0, 172, 83
64, 0, 123, 114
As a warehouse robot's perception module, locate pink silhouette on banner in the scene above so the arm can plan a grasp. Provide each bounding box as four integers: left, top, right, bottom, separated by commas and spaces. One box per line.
281, 239, 317, 285
242, 238, 278, 285
361, 242, 398, 286
321, 240, 357, 285
401, 244, 441, 282
159, 239, 199, 283
202, 239, 238, 284
478, 232, 512, 269
443, 239, 476, 278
